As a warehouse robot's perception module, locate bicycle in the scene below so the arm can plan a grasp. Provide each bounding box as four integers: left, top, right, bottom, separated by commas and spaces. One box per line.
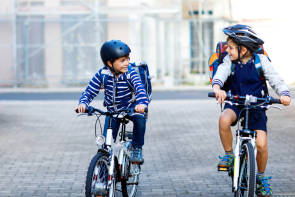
76, 106, 146, 197
208, 92, 281, 197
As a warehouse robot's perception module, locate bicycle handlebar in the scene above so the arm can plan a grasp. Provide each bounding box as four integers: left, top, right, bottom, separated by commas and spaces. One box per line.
75, 106, 148, 115
208, 92, 281, 104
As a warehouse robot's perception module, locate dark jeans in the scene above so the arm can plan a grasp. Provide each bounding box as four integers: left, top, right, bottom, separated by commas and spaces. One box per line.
103, 113, 146, 149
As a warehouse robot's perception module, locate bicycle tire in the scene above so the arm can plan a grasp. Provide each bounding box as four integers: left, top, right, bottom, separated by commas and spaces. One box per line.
234, 142, 255, 197
121, 154, 140, 197
85, 152, 110, 197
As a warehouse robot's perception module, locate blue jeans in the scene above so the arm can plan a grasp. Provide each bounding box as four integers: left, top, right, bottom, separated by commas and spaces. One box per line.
103, 113, 146, 149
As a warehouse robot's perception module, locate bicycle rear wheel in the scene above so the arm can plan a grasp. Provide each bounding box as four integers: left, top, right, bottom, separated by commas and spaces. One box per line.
85, 152, 110, 197
121, 157, 140, 197
234, 142, 255, 197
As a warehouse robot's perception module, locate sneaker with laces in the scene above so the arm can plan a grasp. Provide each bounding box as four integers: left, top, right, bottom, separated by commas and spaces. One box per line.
218, 154, 234, 171
130, 148, 144, 164
256, 175, 272, 196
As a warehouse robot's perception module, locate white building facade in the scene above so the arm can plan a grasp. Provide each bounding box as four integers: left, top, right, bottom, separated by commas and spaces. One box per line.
2, 0, 292, 87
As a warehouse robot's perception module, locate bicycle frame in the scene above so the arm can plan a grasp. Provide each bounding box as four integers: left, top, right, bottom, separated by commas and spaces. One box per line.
86, 110, 129, 196
97, 111, 134, 196
103, 115, 116, 196
231, 96, 258, 192
81, 106, 146, 197
208, 92, 281, 196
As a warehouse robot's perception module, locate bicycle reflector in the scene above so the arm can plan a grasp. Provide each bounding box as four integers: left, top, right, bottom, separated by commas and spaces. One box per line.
96, 135, 105, 146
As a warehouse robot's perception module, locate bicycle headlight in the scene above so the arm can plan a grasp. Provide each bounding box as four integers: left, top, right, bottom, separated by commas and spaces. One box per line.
96, 135, 105, 146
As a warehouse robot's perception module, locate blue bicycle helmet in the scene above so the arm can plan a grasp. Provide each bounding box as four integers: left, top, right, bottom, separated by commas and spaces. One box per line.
100, 40, 131, 66
223, 24, 264, 52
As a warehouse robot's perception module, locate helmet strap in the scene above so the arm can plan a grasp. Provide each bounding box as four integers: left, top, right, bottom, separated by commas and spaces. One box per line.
237, 45, 241, 62
109, 62, 122, 76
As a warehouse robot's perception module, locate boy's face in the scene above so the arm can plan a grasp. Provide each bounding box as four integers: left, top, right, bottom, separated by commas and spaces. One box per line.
226, 39, 239, 61
108, 55, 130, 74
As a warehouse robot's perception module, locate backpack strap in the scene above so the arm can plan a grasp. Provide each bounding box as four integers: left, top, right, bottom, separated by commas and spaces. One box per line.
254, 53, 263, 77
101, 68, 111, 89
101, 75, 107, 89
125, 65, 136, 103
254, 53, 269, 96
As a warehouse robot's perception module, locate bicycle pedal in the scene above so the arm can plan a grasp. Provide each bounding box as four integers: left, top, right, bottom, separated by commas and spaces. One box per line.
218, 167, 229, 171
255, 191, 265, 197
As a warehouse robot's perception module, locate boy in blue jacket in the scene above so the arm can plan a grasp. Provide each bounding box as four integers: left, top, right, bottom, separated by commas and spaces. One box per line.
212, 24, 291, 196
76, 40, 149, 164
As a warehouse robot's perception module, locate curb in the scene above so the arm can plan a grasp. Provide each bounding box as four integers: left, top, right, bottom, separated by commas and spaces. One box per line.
0, 85, 212, 93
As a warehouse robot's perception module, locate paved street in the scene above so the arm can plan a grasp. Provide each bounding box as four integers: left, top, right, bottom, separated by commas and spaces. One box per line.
0, 91, 295, 197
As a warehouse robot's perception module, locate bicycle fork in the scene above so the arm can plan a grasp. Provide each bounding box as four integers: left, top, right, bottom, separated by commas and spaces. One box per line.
233, 137, 257, 192
106, 127, 116, 197
233, 136, 241, 192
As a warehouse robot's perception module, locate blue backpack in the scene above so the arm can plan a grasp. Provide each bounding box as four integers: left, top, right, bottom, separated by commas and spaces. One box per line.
128, 62, 152, 102
102, 62, 152, 102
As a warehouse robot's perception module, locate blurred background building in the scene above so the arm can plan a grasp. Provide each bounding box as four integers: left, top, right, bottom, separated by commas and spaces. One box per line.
0, 0, 294, 88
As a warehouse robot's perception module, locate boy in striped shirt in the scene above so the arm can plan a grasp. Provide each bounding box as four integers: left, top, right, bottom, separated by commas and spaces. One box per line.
76, 40, 149, 163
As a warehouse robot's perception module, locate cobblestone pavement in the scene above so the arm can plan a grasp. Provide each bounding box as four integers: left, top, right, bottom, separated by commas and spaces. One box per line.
0, 97, 294, 197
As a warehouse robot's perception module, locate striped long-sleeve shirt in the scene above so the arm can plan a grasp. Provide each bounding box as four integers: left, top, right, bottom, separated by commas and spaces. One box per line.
79, 65, 149, 112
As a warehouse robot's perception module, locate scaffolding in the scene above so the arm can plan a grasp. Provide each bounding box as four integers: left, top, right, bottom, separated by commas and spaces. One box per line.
0, 0, 233, 87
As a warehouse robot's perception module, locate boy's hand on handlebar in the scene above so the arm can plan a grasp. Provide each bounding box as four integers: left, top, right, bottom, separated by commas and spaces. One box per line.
76, 104, 87, 113
213, 85, 227, 104
135, 104, 147, 113
280, 95, 291, 106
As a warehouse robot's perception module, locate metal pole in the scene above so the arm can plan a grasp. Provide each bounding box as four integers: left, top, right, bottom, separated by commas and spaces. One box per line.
12, 0, 17, 86
198, 0, 203, 74
24, 19, 29, 82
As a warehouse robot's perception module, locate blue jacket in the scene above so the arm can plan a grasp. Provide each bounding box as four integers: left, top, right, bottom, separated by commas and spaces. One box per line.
212, 54, 290, 97
79, 65, 149, 112
227, 58, 267, 97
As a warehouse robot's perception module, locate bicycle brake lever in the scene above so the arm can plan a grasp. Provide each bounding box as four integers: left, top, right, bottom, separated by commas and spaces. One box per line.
116, 113, 125, 118
77, 113, 87, 117
224, 101, 233, 105
224, 100, 242, 106
266, 105, 282, 110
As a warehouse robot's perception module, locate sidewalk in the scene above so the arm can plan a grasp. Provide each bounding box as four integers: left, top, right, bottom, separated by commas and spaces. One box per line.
0, 85, 212, 93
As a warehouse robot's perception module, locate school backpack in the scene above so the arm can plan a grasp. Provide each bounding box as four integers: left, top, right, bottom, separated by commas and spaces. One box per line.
102, 62, 152, 102
127, 62, 152, 102
208, 41, 269, 94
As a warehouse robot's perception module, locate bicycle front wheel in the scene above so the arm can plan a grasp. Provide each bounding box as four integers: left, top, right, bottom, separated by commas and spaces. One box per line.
235, 142, 255, 197
85, 152, 110, 197
121, 156, 140, 197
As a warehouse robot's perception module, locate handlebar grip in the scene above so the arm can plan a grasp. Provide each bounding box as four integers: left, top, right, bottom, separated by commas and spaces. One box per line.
208, 92, 216, 98
270, 98, 281, 104
75, 106, 93, 114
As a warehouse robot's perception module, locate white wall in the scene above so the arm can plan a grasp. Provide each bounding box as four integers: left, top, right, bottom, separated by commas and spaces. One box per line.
231, 0, 295, 84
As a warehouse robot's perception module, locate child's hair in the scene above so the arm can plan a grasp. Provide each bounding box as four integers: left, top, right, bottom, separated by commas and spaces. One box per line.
100, 40, 131, 66
226, 36, 253, 57
223, 24, 263, 52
